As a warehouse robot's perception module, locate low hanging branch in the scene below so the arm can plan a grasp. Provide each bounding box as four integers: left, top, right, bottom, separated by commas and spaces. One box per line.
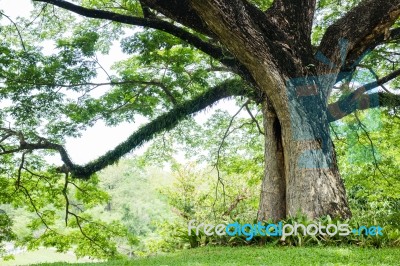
1, 79, 249, 179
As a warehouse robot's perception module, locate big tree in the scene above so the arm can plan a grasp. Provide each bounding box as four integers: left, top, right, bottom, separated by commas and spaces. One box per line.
1, 0, 400, 226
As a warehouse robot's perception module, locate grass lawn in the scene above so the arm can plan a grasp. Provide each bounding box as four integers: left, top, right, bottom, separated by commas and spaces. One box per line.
28, 246, 400, 266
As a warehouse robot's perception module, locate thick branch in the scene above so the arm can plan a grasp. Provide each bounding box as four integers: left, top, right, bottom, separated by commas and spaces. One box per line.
67, 79, 248, 178
268, 0, 316, 43
140, 0, 213, 36
318, 0, 400, 73
189, 0, 307, 123
328, 69, 400, 122
1, 80, 248, 179
32, 0, 217, 55
328, 92, 400, 123
0, 127, 75, 168
343, 28, 400, 73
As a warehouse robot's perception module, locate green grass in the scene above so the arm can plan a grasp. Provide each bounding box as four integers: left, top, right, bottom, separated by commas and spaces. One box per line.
29, 246, 400, 266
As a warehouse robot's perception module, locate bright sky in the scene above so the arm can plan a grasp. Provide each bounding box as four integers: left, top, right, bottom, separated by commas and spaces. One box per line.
0, 0, 240, 165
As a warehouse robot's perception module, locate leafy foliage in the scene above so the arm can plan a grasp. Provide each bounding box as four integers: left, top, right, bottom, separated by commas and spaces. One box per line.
0, 210, 15, 259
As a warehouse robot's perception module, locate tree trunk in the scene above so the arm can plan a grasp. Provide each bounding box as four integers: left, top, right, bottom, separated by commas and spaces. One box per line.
258, 98, 286, 222
258, 79, 352, 221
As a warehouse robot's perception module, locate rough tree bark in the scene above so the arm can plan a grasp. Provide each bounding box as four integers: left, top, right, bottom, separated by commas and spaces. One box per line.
258, 98, 286, 221
32, 0, 400, 221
